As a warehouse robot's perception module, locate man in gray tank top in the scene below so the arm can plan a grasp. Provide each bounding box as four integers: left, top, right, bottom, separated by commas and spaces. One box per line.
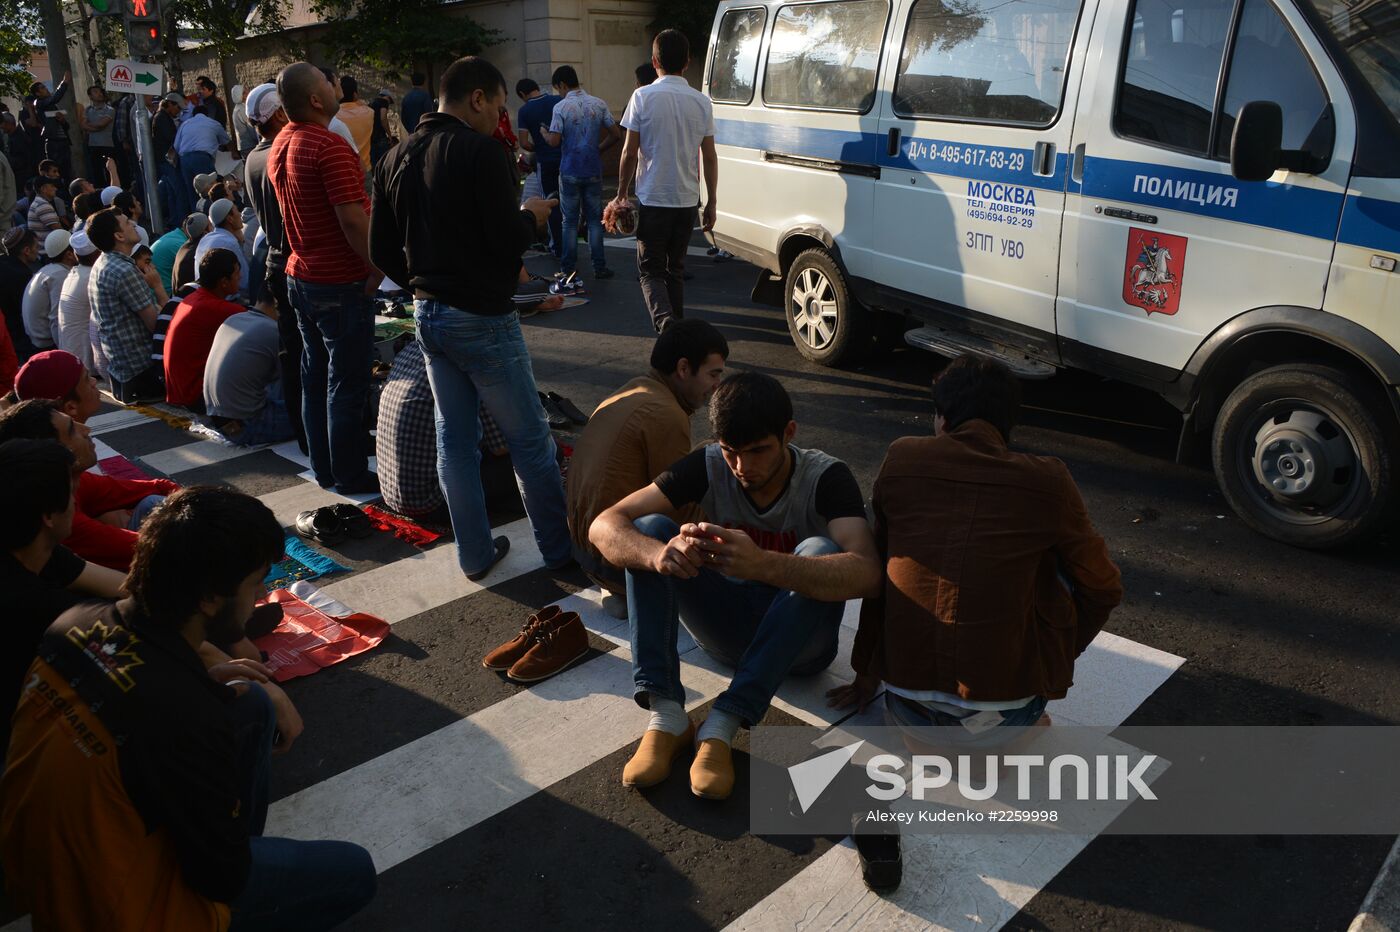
591, 372, 882, 800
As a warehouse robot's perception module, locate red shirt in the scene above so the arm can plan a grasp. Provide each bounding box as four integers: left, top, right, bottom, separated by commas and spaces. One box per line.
0, 320, 16, 394
164, 287, 243, 406
268, 120, 370, 284
68, 471, 181, 570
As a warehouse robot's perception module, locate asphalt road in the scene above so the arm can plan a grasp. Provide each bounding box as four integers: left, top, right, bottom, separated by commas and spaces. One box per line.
522, 238, 1400, 930
3, 234, 1395, 932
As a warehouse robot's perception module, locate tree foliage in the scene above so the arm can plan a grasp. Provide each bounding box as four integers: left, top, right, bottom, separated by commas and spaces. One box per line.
309, 0, 499, 78
167, 0, 291, 58
0, 1, 41, 99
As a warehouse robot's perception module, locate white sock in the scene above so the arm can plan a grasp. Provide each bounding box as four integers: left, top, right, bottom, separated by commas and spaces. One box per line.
646, 696, 689, 736
696, 709, 743, 746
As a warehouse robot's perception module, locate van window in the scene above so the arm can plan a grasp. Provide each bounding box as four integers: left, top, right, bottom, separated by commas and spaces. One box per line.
711, 8, 767, 104
763, 0, 889, 112
893, 0, 1082, 125
1212, 0, 1330, 158
1115, 0, 1233, 153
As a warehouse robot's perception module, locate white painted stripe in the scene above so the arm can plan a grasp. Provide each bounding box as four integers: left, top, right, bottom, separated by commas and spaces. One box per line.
255, 483, 365, 530
314, 517, 539, 624
724, 638, 1185, 932
87, 407, 151, 434
139, 439, 265, 475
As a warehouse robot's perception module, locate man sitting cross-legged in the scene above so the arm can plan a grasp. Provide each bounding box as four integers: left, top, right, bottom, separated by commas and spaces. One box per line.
1, 486, 377, 931
829, 355, 1124, 735
567, 318, 728, 618
590, 371, 882, 799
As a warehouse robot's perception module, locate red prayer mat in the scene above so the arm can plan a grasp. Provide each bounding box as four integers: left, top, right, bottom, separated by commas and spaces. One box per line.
362, 503, 443, 547
254, 589, 390, 682
97, 455, 154, 481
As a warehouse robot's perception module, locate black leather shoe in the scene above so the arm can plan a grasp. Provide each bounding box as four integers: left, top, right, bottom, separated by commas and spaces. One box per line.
851, 810, 902, 893
466, 535, 511, 581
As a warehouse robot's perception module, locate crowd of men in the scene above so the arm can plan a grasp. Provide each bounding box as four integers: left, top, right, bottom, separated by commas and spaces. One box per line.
0, 27, 1123, 930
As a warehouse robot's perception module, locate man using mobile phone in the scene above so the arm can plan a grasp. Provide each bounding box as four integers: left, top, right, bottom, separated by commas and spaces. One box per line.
590, 371, 882, 800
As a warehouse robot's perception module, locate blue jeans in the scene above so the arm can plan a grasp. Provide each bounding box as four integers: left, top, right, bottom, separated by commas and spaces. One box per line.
413, 301, 571, 575
178, 150, 214, 211
288, 277, 375, 491
155, 158, 189, 226
537, 161, 563, 257
627, 514, 846, 726
885, 693, 1049, 749
125, 494, 165, 530
225, 684, 376, 930
560, 174, 606, 274
235, 379, 295, 447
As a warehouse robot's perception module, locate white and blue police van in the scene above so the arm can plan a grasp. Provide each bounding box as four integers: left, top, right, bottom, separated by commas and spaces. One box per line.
702, 0, 1399, 548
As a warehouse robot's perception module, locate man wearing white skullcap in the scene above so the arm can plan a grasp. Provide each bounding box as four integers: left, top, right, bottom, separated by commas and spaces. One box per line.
195, 199, 248, 298
59, 229, 101, 369
23, 229, 78, 350
99, 185, 124, 207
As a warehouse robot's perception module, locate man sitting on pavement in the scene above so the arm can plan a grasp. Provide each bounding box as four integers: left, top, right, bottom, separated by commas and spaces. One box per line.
0, 437, 126, 755
0, 394, 178, 570
22, 229, 75, 351
172, 212, 212, 292
1, 485, 377, 931
164, 248, 247, 410
57, 228, 100, 370
87, 206, 169, 403
377, 345, 509, 525
829, 356, 1124, 738
568, 319, 728, 618
205, 294, 294, 447
27, 174, 66, 234
590, 371, 882, 799
195, 199, 249, 299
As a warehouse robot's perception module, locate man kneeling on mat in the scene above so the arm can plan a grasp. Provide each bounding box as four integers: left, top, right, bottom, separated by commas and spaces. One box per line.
591, 371, 881, 799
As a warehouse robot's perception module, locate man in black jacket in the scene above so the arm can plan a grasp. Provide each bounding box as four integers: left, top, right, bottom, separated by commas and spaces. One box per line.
370, 56, 570, 582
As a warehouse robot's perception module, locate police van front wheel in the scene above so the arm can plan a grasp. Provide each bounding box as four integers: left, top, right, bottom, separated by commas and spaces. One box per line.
1212, 364, 1397, 549
785, 249, 868, 367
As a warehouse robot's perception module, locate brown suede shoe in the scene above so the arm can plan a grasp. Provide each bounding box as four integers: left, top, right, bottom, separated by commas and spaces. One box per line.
505, 612, 589, 683
622, 720, 696, 788
690, 739, 735, 800
481, 605, 561, 671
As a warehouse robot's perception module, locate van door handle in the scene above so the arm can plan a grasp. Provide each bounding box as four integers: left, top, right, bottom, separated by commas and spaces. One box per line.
1033, 141, 1056, 176
887, 127, 901, 158
1071, 143, 1086, 184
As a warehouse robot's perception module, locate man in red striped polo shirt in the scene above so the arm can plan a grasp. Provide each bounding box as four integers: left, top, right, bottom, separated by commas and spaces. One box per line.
268, 63, 381, 495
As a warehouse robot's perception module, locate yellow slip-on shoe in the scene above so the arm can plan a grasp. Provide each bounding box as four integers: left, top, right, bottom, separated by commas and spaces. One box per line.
622, 720, 695, 789
690, 738, 735, 800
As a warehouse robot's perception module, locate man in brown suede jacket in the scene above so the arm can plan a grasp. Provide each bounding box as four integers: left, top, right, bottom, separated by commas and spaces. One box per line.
829, 355, 1123, 739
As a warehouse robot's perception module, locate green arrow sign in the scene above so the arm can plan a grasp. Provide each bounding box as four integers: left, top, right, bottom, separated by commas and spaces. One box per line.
135, 71, 158, 86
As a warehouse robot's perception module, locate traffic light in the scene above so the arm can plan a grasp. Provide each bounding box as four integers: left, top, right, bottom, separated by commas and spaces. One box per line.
86, 0, 120, 15
122, 0, 162, 58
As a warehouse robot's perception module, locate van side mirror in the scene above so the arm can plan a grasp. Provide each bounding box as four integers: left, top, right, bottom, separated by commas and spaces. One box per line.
1230, 101, 1282, 182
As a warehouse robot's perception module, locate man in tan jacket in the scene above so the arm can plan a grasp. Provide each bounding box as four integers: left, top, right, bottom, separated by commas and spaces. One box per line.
567, 319, 728, 616
830, 355, 1123, 737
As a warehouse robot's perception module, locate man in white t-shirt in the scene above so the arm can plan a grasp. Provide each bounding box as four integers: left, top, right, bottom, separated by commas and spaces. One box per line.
611, 29, 718, 333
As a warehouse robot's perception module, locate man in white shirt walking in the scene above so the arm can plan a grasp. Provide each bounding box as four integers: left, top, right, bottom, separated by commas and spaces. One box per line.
610, 29, 718, 333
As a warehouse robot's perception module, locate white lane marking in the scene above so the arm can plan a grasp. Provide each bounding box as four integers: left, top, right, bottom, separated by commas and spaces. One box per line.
724, 637, 1185, 932
314, 517, 539, 624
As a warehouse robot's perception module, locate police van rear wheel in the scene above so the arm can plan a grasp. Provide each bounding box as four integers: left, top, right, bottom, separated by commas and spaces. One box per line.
1212, 364, 1397, 549
785, 249, 867, 366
